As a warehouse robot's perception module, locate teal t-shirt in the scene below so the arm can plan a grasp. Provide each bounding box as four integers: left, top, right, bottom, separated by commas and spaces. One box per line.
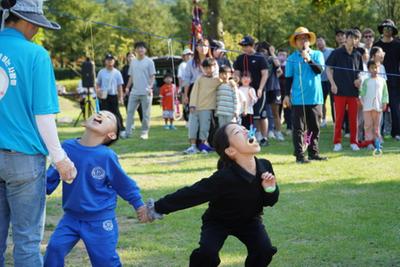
0, 28, 59, 155
285, 49, 324, 105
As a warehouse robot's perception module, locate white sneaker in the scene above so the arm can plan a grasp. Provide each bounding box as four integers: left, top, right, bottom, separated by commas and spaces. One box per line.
333, 143, 342, 152
344, 133, 350, 138
395, 135, 400, 141
275, 131, 285, 141
120, 131, 131, 139
268, 131, 276, 140
140, 133, 148, 140
350, 143, 360, 151
367, 144, 375, 150
321, 119, 327, 128
184, 146, 199, 154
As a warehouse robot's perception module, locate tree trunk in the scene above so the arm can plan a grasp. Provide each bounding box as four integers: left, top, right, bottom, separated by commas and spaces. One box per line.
207, 0, 223, 40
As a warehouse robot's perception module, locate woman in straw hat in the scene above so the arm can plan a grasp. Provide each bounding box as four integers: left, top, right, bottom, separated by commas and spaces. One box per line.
283, 27, 327, 164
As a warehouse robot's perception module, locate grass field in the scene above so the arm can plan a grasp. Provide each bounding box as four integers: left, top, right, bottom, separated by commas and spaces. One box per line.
5, 96, 400, 267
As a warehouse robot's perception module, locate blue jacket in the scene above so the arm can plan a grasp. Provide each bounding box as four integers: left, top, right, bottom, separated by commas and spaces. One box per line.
47, 139, 144, 221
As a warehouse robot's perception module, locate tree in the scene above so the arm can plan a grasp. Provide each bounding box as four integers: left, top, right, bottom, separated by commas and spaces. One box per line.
207, 0, 223, 40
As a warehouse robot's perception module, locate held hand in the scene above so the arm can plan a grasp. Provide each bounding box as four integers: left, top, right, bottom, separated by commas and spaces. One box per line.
124, 89, 130, 97
257, 89, 263, 98
136, 205, 150, 223
261, 172, 276, 191
55, 157, 77, 184
119, 97, 124, 105
283, 96, 291, 109
354, 79, 362, 89
183, 95, 189, 105
383, 103, 388, 111
189, 107, 196, 113
331, 84, 338, 95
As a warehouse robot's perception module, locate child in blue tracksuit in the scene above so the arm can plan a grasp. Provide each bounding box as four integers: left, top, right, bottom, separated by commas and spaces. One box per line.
44, 110, 147, 267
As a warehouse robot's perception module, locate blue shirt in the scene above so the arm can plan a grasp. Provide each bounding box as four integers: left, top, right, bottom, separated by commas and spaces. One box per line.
320, 47, 334, 81
0, 28, 59, 155
285, 49, 324, 105
96, 68, 123, 95
46, 139, 144, 221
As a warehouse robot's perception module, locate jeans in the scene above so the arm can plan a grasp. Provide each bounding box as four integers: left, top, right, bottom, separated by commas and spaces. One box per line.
0, 150, 46, 267
125, 94, 152, 135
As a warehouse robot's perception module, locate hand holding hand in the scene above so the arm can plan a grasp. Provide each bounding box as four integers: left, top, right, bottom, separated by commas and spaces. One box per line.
136, 205, 150, 223
354, 79, 362, 89
55, 157, 77, 184
257, 89, 263, 98
283, 96, 291, 109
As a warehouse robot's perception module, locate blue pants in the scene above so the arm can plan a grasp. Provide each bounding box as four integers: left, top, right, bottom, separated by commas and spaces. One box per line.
44, 214, 121, 267
0, 151, 46, 267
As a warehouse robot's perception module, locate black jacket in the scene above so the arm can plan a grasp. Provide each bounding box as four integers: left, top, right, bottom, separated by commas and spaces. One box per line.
155, 158, 279, 227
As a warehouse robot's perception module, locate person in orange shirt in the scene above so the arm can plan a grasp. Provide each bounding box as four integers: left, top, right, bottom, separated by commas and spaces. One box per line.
159, 73, 177, 130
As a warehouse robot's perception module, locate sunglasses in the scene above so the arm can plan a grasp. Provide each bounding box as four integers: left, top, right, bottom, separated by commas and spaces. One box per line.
383, 26, 393, 31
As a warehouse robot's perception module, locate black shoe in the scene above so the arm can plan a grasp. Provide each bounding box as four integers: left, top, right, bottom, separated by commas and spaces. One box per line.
259, 138, 269, 147
296, 157, 311, 164
308, 155, 328, 161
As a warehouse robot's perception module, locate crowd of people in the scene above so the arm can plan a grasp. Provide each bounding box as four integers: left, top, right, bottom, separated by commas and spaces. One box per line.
1, 0, 399, 265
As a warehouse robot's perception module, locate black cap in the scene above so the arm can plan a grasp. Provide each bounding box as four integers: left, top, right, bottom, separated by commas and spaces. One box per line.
104, 53, 114, 60
239, 35, 255, 46
378, 19, 398, 35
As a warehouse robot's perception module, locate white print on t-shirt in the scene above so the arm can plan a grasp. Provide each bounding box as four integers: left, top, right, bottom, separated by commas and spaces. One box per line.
0, 67, 9, 100
0, 53, 17, 88
102, 220, 114, 231
91, 166, 106, 180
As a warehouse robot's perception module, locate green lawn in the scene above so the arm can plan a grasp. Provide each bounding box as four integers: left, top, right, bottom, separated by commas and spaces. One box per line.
6, 96, 400, 266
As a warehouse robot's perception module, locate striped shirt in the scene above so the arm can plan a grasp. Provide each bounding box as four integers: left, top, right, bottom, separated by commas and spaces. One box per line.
216, 83, 238, 116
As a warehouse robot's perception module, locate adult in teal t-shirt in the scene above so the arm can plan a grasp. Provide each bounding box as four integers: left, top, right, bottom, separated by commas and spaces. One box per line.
283, 27, 327, 164
0, 1, 76, 266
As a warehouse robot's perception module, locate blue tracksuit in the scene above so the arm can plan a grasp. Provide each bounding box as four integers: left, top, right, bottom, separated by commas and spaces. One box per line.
44, 139, 144, 267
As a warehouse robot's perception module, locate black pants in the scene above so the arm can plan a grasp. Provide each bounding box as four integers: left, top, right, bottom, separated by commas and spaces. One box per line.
99, 95, 125, 130
291, 105, 322, 159
389, 88, 400, 137
189, 218, 277, 267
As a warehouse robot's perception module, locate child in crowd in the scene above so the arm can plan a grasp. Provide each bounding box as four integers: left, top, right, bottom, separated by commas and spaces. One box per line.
370, 46, 391, 137
44, 111, 148, 267
216, 66, 238, 127
159, 72, 177, 130
238, 74, 258, 130
359, 61, 389, 149
185, 58, 221, 154
147, 123, 279, 267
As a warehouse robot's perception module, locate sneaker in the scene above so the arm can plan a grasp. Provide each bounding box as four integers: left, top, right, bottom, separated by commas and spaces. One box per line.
321, 119, 327, 128
140, 133, 148, 140
296, 157, 311, 164
259, 138, 269, 147
350, 143, 360, 151
169, 125, 177, 130
198, 143, 214, 152
395, 135, 400, 141
268, 131, 276, 140
333, 143, 342, 152
286, 129, 292, 136
200, 149, 208, 154
367, 144, 375, 150
308, 155, 328, 161
184, 146, 199, 154
344, 133, 350, 138
163, 125, 170, 130
120, 130, 131, 139
275, 131, 285, 141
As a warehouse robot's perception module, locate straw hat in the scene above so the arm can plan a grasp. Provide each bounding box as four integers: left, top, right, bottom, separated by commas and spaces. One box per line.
289, 27, 316, 47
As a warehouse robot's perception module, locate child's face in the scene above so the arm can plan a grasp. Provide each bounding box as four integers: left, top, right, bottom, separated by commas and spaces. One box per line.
85, 111, 118, 143
219, 71, 230, 82
241, 76, 251, 86
369, 64, 379, 77
375, 49, 385, 63
203, 65, 215, 77
225, 124, 260, 158
164, 76, 173, 84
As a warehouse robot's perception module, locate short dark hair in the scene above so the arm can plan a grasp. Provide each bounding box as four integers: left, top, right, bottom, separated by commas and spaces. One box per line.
134, 41, 147, 49
201, 57, 216, 68
163, 72, 173, 79
345, 29, 361, 39
103, 118, 121, 146
369, 46, 382, 59
219, 65, 232, 74
367, 60, 378, 69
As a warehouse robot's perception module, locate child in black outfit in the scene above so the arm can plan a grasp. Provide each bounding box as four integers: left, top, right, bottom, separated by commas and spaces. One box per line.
147, 122, 279, 267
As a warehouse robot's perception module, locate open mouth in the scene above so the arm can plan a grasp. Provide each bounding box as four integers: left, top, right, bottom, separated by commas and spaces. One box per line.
248, 137, 255, 144
93, 118, 103, 124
